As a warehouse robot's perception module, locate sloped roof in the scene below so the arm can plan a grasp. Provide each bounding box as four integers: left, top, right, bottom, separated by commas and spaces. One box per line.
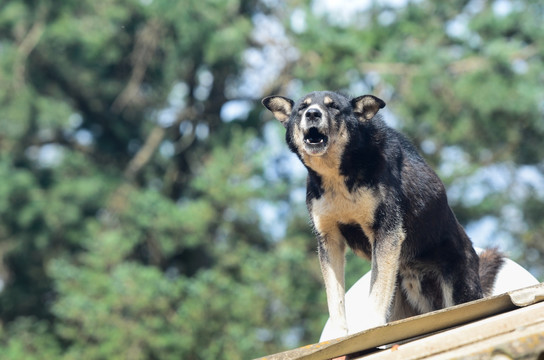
257, 283, 544, 360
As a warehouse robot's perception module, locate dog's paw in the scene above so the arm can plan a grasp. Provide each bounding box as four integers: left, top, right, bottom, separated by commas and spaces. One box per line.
364, 311, 387, 329
323, 321, 349, 341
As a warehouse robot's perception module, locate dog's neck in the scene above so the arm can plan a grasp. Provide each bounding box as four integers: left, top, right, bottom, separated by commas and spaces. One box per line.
302, 153, 340, 177
302, 151, 350, 197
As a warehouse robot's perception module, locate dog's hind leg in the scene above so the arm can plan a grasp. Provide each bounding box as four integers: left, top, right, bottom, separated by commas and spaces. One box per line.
317, 230, 348, 339
389, 283, 418, 322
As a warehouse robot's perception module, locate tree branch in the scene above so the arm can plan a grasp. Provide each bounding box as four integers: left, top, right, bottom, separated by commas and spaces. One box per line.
111, 19, 162, 113
123, 126, 165, 181
13, 13, 47, 90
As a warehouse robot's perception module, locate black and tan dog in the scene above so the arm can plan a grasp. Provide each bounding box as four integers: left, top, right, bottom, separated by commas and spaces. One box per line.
262, 91, 503, 339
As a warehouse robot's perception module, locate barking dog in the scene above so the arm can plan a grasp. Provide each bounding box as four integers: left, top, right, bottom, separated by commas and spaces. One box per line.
262, 91, 503, 339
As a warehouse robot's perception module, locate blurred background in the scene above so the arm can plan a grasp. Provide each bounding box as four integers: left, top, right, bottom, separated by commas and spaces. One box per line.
0, 0, 543, 358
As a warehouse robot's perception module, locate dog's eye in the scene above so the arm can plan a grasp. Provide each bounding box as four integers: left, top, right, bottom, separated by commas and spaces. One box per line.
298, 103, 309, 112
327, 102, 340, 110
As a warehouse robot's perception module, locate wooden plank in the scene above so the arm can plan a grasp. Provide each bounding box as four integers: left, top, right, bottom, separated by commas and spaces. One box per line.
357, 300, 544, 360
429, 322, 544, 360
255, 283, 544, 360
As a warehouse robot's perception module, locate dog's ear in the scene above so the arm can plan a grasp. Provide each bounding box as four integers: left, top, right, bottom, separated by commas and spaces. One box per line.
262, 96, 294, 127
351, 95, 386, 121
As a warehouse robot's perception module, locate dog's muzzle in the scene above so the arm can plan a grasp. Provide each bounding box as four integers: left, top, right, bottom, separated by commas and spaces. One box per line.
301, 108, 329, 155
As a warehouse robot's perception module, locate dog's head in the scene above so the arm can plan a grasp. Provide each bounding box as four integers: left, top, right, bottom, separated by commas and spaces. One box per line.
262, 91, 385, 158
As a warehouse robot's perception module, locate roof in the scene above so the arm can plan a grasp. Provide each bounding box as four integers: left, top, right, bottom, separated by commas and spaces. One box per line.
256, 283, 544, 360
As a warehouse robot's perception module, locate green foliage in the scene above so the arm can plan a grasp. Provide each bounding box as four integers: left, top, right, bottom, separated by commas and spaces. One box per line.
0, 0, 543, 359
0, 317, 61, 360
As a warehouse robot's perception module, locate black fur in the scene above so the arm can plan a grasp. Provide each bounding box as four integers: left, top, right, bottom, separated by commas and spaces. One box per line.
338, 223, 372, 257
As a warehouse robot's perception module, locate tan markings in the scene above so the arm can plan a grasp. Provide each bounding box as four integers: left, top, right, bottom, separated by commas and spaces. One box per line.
292, 124, 305, 150
303, 97, 312, 105
324, 96, 333, 105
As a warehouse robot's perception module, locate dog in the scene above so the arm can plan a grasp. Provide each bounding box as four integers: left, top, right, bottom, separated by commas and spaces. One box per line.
262, 91, 504, 339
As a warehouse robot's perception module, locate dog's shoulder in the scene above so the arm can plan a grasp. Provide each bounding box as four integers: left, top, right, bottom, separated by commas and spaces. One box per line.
338, 115, 422, 190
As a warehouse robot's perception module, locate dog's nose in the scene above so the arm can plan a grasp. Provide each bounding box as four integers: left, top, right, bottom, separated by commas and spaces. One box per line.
305, 108, 322, 122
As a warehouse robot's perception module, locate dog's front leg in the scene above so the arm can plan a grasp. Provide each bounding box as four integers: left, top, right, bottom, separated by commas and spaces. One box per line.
367, 227, 405, 328
318, 231, 348, 339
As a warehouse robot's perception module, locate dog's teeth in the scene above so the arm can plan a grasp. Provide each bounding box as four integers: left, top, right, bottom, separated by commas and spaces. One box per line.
304, 138, 325, 144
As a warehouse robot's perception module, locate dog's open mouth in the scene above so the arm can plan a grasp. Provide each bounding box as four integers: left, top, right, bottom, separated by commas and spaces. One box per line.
303, 127, 329, 155
304, 127, 328, 146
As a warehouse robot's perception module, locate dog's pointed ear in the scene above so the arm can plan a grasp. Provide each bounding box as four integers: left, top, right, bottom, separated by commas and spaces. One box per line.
351, 95, 386, 121
262, 96, 294, 127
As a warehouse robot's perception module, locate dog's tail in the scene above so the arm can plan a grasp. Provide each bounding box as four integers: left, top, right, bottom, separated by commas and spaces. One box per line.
479, 248, 504, 296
